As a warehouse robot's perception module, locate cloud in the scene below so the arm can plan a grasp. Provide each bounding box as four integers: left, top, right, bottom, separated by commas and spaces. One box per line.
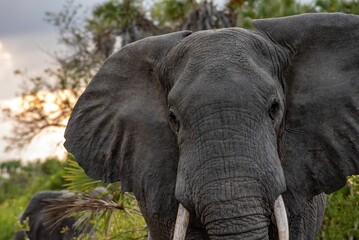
0, 1, 57, 36
0, 0, 98, 36
0, 0, 104, 101
0, 37, 44, 99
0, 41, 13, 68
0, 41, 17, 99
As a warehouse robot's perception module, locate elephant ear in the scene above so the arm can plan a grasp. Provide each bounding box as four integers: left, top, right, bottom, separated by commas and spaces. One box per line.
64, 31, 191, 220
254, 14, 359, 204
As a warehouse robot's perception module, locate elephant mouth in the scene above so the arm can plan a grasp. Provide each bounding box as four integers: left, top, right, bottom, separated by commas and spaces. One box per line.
173, 195, 289, 240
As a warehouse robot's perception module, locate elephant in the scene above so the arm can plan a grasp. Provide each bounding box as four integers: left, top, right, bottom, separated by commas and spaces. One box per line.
14, 188, 107, 240
14, 190, 82, 240
64, 13, 359, 240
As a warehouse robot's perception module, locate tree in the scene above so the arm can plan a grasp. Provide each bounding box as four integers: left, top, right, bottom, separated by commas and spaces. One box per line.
228, 0, 359, 29
151, 0, 195, 30
182, 0, 236, 30
314, 0, 359, 13
227, 0, 309, 28
87, 0, 161, 53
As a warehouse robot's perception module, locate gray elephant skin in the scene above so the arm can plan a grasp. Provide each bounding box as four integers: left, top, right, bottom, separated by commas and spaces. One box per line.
64, 13, 359, 240
14, 191, 82, 240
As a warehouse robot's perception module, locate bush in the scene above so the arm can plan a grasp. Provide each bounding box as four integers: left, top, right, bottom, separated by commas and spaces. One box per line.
318, 176, 359, 240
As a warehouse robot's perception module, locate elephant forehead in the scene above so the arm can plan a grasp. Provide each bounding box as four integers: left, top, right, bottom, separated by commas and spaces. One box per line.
163, 28, 272, 82
167, 58, 280, 114
172, 66, 270, 100
165, 28, 284, 98
171, 28, 276, 63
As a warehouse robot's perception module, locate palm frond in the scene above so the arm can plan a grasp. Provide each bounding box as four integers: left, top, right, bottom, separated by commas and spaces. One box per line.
42, 192, 124, 232
63, 157, 103, 191
50, 156, 147, 239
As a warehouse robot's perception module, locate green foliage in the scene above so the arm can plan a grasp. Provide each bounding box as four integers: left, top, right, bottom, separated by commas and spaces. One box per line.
87, 0, 159, 49
314, 0, 359, 13
0, 159, 65, 204
63, 155, 103, 191
62, 156, 147, 239
151, 0, 194, 28
0, 197, 28, 240
318, 176, 359, 240
89, 0, 143, 30
227, 0, 359, 29
229, 0, 311, 28
0, 160, 21, 175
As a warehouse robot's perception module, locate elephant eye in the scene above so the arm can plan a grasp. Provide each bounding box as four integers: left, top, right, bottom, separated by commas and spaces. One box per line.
269, 99, 280, 120
169, 108, 180, 132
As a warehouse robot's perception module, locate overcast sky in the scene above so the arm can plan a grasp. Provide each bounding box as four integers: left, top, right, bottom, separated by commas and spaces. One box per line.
0, 0, 107, 100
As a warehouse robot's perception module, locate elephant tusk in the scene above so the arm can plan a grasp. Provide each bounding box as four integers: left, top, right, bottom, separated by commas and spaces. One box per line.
274, 195, 289, 240
173, 203, 190, 240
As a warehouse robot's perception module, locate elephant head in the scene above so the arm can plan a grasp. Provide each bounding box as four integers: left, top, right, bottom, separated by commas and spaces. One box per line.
64, 13, 359, 239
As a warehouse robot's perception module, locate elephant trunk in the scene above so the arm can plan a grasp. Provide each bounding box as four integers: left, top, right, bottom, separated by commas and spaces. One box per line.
175, 113, 287, 239
197, 179, 271, 239
175, 152, 287, 239
173, 196, 288, 240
